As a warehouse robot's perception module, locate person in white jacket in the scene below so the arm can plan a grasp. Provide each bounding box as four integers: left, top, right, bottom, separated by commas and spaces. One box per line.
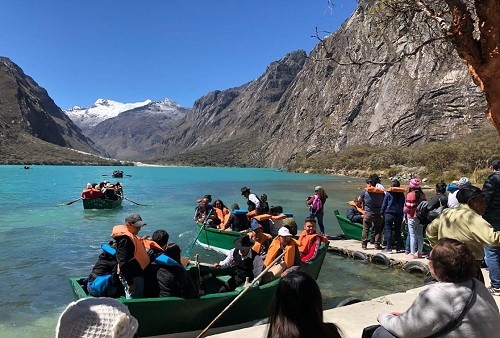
372, 238, 500, 338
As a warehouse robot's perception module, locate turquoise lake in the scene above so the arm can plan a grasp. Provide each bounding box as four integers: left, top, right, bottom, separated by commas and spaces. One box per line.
0, 165, 423, 337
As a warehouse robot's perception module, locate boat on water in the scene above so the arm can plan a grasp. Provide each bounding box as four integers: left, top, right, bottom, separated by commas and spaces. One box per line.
334, 209, 366, 240
69, 243, 328, 337
82, 197, 123, 209
196, 210, 294, 255
112, 170, 124, 178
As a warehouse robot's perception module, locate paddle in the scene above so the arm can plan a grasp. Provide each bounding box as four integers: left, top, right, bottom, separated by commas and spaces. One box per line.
186, 208, 214, 257
125, 174, 132, 177
124, 197, 148, 206
64, 197, 82, 206
196, 251, 286, 338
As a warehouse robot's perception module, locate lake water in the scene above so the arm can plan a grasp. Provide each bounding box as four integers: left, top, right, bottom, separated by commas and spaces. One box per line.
0, 165, 423, 337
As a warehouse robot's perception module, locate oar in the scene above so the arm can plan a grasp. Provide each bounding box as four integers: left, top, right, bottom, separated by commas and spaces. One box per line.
64, 197, 82, 206
124, 197, 148, 206
185, 224, 205, 257
125, 174, 132, 177
196, 251, 286, 338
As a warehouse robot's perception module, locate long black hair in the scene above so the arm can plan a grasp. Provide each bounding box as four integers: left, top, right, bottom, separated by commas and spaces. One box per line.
266, 272, 341, 338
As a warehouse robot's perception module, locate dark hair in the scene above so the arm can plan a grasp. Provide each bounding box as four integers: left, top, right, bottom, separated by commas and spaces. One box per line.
435, 181, 447, 194
391, 180, 400, 187
456, 185, 482, 204
213, 199, 227, 209
489, 157, 500, 171
231, 203, 240, 210
429, 238, 476, 282
304, 217, 316, 224
267, 272, 341, 338
152, 230, 169, 248
165, 243, 181, 264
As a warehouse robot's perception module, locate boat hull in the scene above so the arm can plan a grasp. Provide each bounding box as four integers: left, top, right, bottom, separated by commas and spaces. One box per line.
195, 222, 241, 254
82, 198, 123, 210
69, 244, 327, 337
334, 210, 365, 240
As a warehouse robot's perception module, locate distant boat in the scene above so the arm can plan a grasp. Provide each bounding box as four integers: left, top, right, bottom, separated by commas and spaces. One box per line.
23, 166, 30, 169
112, 170, 124, 178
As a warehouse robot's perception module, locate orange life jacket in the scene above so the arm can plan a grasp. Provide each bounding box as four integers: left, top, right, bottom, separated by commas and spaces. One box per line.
270, 214, 287, 221
297, 231, 328, 254
111, 225, 150, 270
264, 237, 300, 268
252, 213, 272, 221
81, 188, 93, 199
365, 186, 385, 194
215, 207, 230, 229
386, 187, 406, 193
141, 238, 164, 253
248, 232, 272, 255
347, 201, 365, 214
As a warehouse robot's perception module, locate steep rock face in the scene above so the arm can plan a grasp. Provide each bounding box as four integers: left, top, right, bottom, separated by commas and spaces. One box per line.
155, 51, 308, 162
88, 100, 188, 160
260, 1, 487, 166
0, 57, 102, 156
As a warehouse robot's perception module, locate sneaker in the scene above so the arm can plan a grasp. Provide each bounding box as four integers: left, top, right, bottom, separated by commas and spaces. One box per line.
374, 244, 383, 250
488, 286, 500, 296
381, 248, 392, 253
390, 249, 397, 254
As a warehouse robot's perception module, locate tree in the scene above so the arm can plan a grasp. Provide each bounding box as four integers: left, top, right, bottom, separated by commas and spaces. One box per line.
324, 0, 500, 133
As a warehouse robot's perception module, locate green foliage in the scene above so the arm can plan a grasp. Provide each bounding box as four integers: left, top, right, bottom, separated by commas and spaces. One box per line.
289, 127, 500, 181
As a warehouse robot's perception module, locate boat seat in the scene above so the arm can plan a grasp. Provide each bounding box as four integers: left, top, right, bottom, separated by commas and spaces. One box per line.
216, 275, 232, 284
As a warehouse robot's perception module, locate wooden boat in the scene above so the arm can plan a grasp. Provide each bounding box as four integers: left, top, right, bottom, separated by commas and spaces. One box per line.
334, 209, 365, 240
112, 170, 124, 178
82, 197, 123, 210
195, 211, 294, 255
69, 243, 328, 337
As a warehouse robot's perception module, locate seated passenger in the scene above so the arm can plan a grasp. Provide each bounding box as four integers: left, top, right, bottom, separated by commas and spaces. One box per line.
373, 238, 500, 338
194, 198, 220, 228
91, 183, 104, 199
248, 219, 273, 258
227, 203, 250, 231
81, 183, 93, 199
103, 183, 118, 200
263, 227, 301, 282
297, 218, 328, 263
156, 243, 199, 298
346, 196, 364, 223
260, 194, 270, 214
86, 241, 124, 298
213, 199, 231, 230
214, 235, 264, 292
143, 229, 169, 298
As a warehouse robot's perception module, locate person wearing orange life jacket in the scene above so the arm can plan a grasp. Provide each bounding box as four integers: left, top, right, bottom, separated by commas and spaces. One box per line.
248, 219, 272, 258
360, 175, 385, 250
213, 199, 231, 230
297, 217, 329, 263
81, 183, 93, 199
346, 197, 365, 223
263, 227, 301, 282
111, 213, 150, 299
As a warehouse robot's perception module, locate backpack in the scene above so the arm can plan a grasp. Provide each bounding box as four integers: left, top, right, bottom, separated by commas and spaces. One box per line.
427, 199, 445, 223
416, 200, 429, 224
310, 196, 323, 215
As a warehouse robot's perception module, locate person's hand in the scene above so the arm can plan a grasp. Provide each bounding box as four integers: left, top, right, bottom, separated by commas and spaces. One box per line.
213, 263, 221, 269
127, 283, 136, 295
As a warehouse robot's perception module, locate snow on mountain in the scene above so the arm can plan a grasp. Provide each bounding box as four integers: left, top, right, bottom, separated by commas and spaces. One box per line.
64, 98, 178, 131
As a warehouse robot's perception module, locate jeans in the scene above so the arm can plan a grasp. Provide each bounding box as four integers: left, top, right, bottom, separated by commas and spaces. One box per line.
383, 213, 403, 251
407, 217, 423, 255
362, 213, 383, 245
484, 246, 500, 288
310, 210, 325, 233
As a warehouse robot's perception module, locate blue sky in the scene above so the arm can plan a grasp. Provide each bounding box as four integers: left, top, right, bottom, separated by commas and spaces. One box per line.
1, 1, 357, 109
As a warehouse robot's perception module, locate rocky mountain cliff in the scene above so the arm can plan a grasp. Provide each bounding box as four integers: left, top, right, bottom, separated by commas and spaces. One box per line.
87, 99, 188, 160
154, 0, 487, 168
0, 57, 107, 163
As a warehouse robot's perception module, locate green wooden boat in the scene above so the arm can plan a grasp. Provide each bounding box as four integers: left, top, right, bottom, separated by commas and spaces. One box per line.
82, 197, 123, 210
334, 209, 365, 240
195, 222, 242, 255
69, 243, 328, 337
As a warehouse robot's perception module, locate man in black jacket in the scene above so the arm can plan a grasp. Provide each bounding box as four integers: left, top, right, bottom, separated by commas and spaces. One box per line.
482, 157, 500, 295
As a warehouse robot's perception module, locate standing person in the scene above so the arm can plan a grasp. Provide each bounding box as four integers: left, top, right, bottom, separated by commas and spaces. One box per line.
266, 271, 342, 338
426, 185, 500, 283
260, 194, 270, 213
482, 157, 500, 295
241, 186, 264, 214
297, 217, 329, 263
424, 181, 448, 223
381, 180, 406, 253
373, 238, 500, 338
213, 234, 264, 292
360, 176, 385, 250
111, 213, 150, 298
404, 178, 426, 258
306, 186, 328, 234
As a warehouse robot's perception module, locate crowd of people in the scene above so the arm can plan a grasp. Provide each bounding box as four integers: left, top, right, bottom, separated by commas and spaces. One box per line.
59, 159, 500, 337
81, 181, 122, 201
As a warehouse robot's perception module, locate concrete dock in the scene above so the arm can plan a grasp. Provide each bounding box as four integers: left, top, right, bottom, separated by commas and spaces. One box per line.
206, 239, 500, 338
